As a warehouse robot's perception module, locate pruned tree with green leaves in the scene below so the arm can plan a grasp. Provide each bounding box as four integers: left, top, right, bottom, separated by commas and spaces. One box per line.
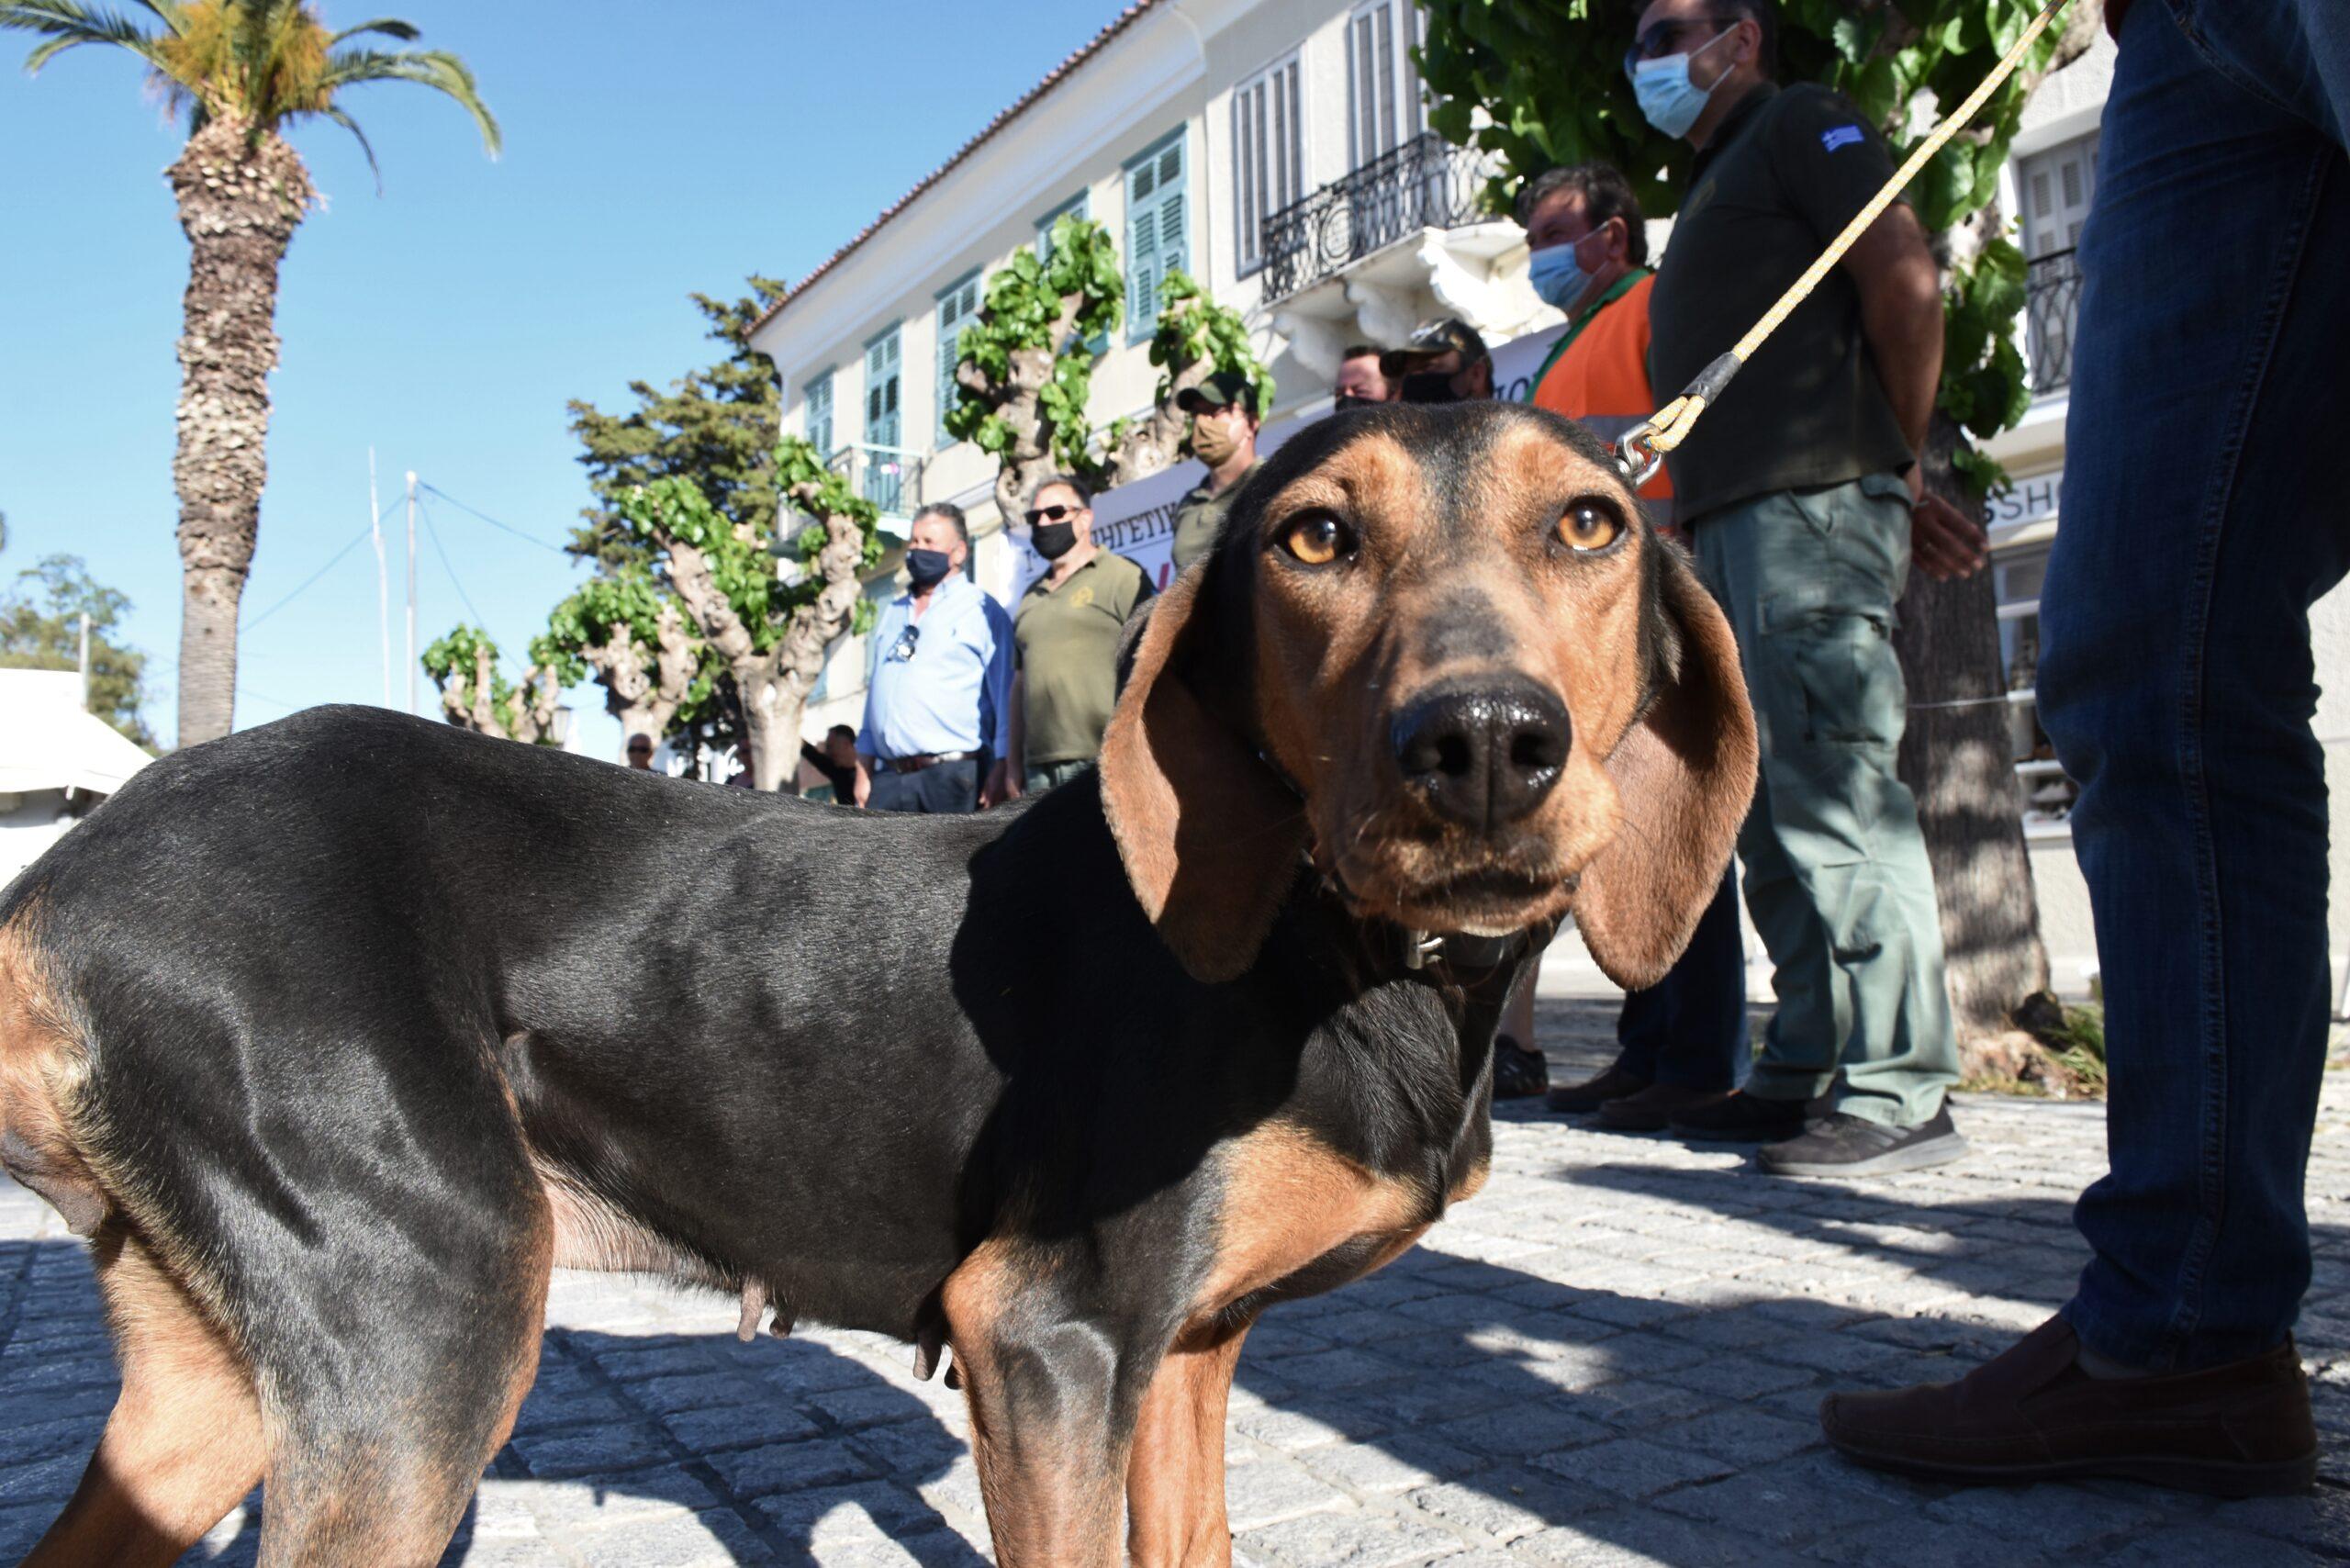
567, 276, 790, 572
946, 212, 1125, 521
1102, 267, 1276, 485
0, 548, 155, 748
616, 439, 883, 790
1417, 0, 2106, 1058
0, 1, 498, 748
537, 569, 708, 748
421, 623, 558, 745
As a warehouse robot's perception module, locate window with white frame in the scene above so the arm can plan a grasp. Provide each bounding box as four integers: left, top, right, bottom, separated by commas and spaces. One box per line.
1993, 541, 2078, 831
1125, 130, 1190, 342
1234, 53, 1304, 277
934, 272, 981, 447
2018, 132, 2099, 259
1347, 0, 1424, 170
862, 328, 903, 513
804, 371, 834, 459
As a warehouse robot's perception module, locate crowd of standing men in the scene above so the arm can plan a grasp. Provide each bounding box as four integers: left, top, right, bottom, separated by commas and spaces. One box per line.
638, 0, 2344, 1505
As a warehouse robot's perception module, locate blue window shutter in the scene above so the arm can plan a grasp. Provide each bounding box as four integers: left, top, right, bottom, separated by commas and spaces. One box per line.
1126, 133, 1187, 343
805, 372, 834, 459
935, 274, 980, 446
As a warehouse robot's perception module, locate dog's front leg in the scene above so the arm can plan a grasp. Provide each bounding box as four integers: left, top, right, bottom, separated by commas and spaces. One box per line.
942, 1242, 1131, 1567
1125, 1320, 1250, 1568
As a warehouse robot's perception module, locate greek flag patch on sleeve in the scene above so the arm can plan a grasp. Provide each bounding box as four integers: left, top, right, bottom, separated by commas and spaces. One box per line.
1821, 125, 1866, 152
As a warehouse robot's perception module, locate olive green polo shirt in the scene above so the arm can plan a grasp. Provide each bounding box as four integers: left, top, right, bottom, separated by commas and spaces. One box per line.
1014, 550, 1155, 767
1648, 83, 1917, 523
1169, 459, 1262, 573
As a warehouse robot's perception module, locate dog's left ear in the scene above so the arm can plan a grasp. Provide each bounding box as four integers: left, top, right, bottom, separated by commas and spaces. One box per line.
1572, 543, 1758, 989
1099, 560, 1309, 983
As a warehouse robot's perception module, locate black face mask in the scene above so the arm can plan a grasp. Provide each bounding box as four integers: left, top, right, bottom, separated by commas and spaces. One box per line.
905, 548, 954, 588
1030, 521, 1079, 560
1399, 371, 1462, 405
1334, 393, 1382, 411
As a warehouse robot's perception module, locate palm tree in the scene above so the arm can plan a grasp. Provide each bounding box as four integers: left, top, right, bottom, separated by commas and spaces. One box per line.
0, 1, 497, 745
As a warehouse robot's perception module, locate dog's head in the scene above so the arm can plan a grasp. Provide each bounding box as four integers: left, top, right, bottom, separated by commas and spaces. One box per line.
1098, 401, 1756, 989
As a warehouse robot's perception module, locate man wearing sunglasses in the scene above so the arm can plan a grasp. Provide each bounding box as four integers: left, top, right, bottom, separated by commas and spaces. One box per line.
1002, 475, 1155, 798
1635, 0, 1986, 1175
855, 501, 1016, 812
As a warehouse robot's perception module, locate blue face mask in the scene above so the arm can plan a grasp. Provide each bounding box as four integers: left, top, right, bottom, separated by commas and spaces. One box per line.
1632, 26, 1736, 140
1528, 224, 1609, 311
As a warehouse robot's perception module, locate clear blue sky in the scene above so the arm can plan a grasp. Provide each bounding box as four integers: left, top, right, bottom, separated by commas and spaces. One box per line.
0, 1, 1125, 756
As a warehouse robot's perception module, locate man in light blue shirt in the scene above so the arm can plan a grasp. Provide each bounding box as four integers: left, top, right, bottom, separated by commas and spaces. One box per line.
855, 501, 1016, 812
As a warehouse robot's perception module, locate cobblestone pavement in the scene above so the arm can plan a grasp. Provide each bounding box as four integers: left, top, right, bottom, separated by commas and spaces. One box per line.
4, 1000, 2347, 1566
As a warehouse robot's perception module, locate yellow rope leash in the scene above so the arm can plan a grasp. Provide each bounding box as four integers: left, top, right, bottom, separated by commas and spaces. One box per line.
1618, 0, 2074, 486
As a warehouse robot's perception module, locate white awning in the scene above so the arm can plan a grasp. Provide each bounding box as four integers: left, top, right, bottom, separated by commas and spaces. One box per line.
0, 669, 156, 797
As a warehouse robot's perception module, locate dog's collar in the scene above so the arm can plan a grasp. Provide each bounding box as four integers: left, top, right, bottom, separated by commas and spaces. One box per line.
1400, 924, 1540, 974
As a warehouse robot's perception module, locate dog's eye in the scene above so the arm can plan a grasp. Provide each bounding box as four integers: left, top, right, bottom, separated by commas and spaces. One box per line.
1278, 511, 1356, 566
1556, 499, 1626, 553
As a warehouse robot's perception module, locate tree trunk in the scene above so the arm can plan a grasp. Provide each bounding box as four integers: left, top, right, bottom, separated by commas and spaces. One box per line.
959, 294, 1086, 524
1897, 419, 2054, 1068
1106, 355, 1214, 486
591, 602, 699, 748
167, 120, 311, 748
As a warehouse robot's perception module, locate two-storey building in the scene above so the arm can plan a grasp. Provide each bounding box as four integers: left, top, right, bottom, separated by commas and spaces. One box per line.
748, 10, 2350, 1009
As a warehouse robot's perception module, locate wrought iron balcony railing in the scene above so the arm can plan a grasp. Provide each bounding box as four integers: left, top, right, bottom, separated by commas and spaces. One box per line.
1259, 133, 1494, 302
825, 442, 925, 519
2024, 247, 2083, 397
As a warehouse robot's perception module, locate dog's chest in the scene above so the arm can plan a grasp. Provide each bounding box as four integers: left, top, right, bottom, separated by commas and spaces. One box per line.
1192, 1116, 1482, 1316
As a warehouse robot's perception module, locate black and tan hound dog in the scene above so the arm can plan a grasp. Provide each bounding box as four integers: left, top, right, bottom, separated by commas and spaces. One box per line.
0, 401, 1754, 1567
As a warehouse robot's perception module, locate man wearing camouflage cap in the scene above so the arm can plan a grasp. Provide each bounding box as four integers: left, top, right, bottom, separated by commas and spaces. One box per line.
1382, 318, 1495, 404
1168, 370, 1265, 573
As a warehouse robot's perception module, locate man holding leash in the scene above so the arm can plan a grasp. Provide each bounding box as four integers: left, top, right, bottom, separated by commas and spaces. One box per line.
1511, 160, 1751, 1133
1634, 0, 1986, 1174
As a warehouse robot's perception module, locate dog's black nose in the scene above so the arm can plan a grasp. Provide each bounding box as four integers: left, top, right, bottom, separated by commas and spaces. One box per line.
1392, 681, 1572, 829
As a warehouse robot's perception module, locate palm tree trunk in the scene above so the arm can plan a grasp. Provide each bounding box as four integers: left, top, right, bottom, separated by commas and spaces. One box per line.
167, 119, 311, 747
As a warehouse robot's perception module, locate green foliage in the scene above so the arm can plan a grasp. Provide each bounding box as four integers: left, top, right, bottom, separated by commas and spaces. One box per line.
0, 1, 498, 169
1938, 238, 2033, 491
567, 277, 789, 571
617, 454, 884, 656
0, 549, 152, 748
1148, 267, 1274, 418
1417, 0, 2070, 460
420, 622, 549, 740
945, 213, 1125, 475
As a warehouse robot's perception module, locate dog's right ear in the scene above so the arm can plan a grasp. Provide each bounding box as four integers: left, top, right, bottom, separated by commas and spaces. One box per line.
1099, 561, 1308, 983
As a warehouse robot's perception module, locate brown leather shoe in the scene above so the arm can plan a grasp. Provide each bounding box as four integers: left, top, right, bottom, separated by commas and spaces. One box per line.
1820, 1316, 2318, 1497
1596, 1083, 1729, 1132
1546, 1061, 1650, 1114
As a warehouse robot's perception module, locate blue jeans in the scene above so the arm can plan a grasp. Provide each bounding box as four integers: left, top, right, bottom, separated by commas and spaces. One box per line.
2043, 0, 2350, 1371
1614, 868, 1749, 1092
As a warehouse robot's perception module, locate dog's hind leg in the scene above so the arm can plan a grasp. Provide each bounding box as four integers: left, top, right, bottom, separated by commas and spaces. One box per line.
250, 1189, 553, 1568
1125, 1322, 1250, 1568
20, 1224, 266, 1568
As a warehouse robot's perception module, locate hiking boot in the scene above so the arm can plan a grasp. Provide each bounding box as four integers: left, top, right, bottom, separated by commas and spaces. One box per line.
1597, 1083, 1729, 1132
1821, 1316, 2318, 1497
1667, 1089, 1807, 1142
1493, 1036, 1550, 1101
1758, 1103, 1967, 1177
1545, 1061, 1651, 1114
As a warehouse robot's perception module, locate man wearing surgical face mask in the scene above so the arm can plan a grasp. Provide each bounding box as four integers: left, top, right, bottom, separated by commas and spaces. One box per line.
1168, 372, 1265, 573
1637, 0, 1984, 1173
856, 501, 1017, 812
